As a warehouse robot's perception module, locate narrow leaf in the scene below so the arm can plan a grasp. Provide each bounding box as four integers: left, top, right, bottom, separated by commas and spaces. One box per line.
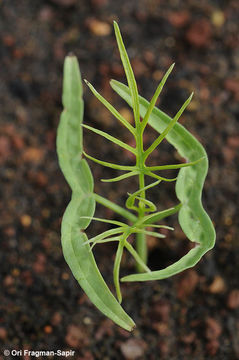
85, 80, 135, 135
124, 242, 151, 273
58, 57, 135, 331
134, 228, 166, 239
79, 216, 128, 227
146, 170, 177, 182
114, 241, 124, 303
142, 224, 174, 230
82, 124, 136, 154
101, 171, 139, 183
143, 92, 194, 160
63, 195, 135, 329
141, 63, 175, 132
147, 157, 205, 171
83, 151, 135, 171
89, 237, 121, 250
121, 244, 208, 282
84, 227, 126, 245
113, 22, 140, 126
142, 204, 182, 225
57, 56, 94, 194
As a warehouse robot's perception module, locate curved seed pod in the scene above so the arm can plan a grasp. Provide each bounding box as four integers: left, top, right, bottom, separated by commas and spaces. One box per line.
110, 80, 216, 282
57, 55, 135, 330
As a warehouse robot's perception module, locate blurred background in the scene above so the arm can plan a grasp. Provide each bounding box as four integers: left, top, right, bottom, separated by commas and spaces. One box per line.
0, 0, 239, 359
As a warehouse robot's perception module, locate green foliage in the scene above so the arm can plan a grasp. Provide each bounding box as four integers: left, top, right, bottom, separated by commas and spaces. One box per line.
57, 23, 216, 330
57, 55, 135, 331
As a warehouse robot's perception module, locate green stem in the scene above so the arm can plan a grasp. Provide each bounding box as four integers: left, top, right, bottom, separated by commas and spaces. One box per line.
93, 193, 137, 223
135, 232, 147, 272
135, 125, 147, 272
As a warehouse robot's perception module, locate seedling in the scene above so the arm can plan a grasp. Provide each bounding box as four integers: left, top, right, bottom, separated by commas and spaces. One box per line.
57, 22, 216, 331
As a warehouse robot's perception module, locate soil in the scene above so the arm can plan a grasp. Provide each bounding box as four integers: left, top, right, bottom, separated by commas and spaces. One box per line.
0, 0, 239, 359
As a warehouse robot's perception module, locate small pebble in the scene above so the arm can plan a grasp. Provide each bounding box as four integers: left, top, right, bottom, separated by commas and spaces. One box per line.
33, 253, 46, 274
168, 11, 189, 28
2, 34, 15, 47
39, 6, 55, 22
87, 18, 111, 36
44, 325, 53, 334
12, 268, 20, 277
208, 276, 226, 294
227, 289, 239, 309
0, 327, 7, 340
65, 325, 88, 348
23, 147, 44, 163
211, 11, 225, 27
120, 338, 147, 360
205, 317, 222, 340
62, 272, 70, 280
20, 214, 32, 227
3, 275, 14, 287
181, 332, 196, 344
186, 19, 212, 47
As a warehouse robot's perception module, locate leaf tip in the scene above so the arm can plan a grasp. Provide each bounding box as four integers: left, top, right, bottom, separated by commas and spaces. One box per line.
196, 156, 207, 164
113, 20, 119, 29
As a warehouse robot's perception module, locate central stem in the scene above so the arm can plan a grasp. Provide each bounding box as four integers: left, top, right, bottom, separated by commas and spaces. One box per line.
135, 126, 147, 272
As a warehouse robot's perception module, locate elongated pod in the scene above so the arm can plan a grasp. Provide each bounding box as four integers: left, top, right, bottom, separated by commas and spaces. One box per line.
57, 56, 135, 330
110, 80, 216, 282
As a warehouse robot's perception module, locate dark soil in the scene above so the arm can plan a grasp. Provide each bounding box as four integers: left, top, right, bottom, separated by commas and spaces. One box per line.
0, 0, 239, 359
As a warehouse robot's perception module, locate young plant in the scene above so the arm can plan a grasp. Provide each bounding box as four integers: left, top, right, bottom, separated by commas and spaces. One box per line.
57, 22, 216, 331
